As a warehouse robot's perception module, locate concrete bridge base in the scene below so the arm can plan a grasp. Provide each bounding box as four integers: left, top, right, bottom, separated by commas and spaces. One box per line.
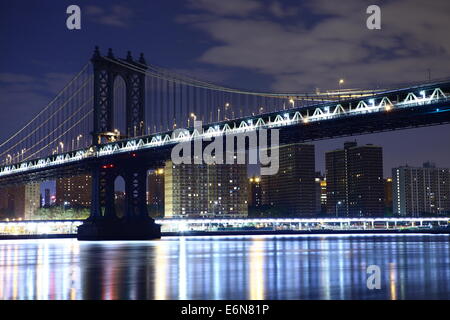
77, 218, 161, 241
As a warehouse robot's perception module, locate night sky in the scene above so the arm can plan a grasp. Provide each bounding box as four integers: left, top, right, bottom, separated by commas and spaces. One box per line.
1, 0, 450, 181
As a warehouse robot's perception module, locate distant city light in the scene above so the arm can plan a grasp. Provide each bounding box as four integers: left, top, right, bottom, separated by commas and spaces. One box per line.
0, 217, 448, 236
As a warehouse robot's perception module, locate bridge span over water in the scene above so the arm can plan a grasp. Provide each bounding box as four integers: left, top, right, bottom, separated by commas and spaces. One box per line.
1, 48, 450, 240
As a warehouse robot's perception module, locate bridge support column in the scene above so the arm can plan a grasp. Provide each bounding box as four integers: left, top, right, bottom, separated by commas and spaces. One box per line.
103, 172, 116, 220
77, 162, 160, 241
124, 167, 149, 219
89, 165, 102, 219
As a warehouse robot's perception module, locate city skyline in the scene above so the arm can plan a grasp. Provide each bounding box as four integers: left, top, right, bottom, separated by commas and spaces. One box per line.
15, 141, 450, 219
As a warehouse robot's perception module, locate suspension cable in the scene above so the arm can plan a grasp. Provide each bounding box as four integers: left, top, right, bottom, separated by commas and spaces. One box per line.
0, 63, 90, 148
0, 75, 93, 158
24, 109, 93, 161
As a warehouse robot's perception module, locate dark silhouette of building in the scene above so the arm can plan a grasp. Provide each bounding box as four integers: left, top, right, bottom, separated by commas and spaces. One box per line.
147, 168, 165, 216
315, 172, 327, 214
261, 143, 316, 216
0, 187, 15, 218
384, 178, 393, 215
248, 176, 262, 207
393, 162, 450, 216
44, 188, 51, 207
326, 141, 384, 217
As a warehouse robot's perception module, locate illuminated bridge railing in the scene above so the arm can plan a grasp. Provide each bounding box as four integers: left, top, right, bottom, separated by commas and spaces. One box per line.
0, 217, 448, 236
0, 85, 449, 178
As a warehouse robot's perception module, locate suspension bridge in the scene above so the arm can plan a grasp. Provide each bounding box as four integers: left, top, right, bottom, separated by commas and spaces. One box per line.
0, 47, 450, 239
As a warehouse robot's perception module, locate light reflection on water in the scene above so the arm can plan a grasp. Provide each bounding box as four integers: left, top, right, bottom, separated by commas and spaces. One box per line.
0, 234, 449, 300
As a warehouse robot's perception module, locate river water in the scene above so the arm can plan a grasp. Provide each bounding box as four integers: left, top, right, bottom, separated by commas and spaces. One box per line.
0, 234, 449, 300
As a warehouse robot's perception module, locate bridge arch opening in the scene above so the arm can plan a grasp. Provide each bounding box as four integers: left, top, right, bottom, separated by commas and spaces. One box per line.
114, 175, 126, 218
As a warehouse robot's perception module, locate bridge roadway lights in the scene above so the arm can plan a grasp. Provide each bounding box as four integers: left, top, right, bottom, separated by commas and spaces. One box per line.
77, 216, 161, 241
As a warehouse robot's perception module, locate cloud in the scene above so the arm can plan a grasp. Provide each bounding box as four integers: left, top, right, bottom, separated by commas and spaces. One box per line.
186, 0, 261, 17
268, 1, 299, 18
85, 5, 133, 28
0, 73, 34, 84
179, 0, 450, 91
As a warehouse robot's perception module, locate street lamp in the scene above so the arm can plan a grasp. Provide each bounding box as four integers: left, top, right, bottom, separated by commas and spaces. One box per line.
336, 201, 342, 217
289, 98, 295, 108
77, 134, 83, 148
224, 103, 231, 120
338, 79, 344, 97
188, 113, 197, 127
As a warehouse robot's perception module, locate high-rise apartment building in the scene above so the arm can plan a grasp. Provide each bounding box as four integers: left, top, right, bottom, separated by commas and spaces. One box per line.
44, 188, 51, 207
164, 161, 248, 218
0, 183, 40, 219
24, 183, 40, 219
261, 143, 316, 216
56, 175, 92, 207
326, 142, 384, 217
208, 164, 248, 216
393, 162, 450, 216
164, 162, 208, 217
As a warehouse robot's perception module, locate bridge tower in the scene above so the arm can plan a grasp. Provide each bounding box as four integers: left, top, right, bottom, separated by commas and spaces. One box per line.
91, 46, 147, 145
77, 47, 160, 240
